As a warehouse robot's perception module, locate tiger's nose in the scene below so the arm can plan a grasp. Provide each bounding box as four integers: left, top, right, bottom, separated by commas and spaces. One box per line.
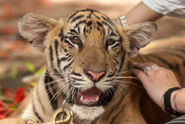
85, 70, 105, 82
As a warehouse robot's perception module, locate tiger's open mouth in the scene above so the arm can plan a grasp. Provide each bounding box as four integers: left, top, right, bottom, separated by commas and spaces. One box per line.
68, 85, 118, 107
75, 87, 101, 107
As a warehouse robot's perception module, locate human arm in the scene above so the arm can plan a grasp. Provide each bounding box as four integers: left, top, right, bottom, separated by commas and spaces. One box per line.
121, 0, 185, 25
125, 2, 163, 25
131, 63, 185, 113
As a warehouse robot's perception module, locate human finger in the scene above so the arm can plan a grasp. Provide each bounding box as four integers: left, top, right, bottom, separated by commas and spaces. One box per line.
132, 62, 153, 71
131, 68, 148, 81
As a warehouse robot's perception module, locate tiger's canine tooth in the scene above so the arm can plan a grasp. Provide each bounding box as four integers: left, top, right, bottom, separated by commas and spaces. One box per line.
96, 96, 99, 101
80, 96, 83, 101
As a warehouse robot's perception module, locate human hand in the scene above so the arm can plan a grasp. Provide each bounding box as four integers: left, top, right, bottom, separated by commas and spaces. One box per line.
131, 62, 180, 107
0, 118, 26, 124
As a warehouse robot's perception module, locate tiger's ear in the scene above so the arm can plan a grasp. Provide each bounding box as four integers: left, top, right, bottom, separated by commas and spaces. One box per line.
18, 12, 58, 52
124, 22, 157, 57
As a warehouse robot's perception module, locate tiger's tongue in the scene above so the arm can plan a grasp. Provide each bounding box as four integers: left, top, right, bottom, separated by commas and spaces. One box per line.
79, 87, 101, 101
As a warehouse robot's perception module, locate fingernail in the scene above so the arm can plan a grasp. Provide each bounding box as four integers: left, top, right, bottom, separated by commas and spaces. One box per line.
151, 64, 160, 69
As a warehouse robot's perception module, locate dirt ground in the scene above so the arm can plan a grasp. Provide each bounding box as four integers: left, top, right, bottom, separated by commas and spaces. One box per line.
0, 0, 185, 91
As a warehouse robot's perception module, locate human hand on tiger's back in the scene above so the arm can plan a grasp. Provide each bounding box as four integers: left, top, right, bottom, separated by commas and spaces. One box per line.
131, 62, 180, 107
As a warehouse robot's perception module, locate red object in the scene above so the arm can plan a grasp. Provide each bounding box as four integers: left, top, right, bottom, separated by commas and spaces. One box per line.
0, 100, 3, 108
1, 27, 16, 35
2, 3, 14, 18
0, 115, 6, 119
4, 89, 11, 97
13, 87, 25, 104
0, 108, 8, 114
0, 87, 26, 119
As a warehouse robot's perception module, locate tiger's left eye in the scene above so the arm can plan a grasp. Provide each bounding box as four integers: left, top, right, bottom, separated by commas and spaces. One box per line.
70, 36, 81, 44
106, 39, 115, 46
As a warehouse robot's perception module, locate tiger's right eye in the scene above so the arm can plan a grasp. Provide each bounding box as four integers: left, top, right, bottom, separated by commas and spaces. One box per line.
70, 36, 81, 44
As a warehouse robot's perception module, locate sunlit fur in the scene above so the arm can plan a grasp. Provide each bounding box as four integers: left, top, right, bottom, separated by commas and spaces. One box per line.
18, 9, 185, 124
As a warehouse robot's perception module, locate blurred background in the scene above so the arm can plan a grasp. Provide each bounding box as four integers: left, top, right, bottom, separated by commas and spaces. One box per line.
0, 0, 185, 118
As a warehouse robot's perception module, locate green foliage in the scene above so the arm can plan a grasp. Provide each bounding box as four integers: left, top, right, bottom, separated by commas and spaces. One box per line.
33, 65, 44, 76
25, 61, 35, 73
9, 63, 17, 79
9, 106, 16, 111
0, 90, 3, 96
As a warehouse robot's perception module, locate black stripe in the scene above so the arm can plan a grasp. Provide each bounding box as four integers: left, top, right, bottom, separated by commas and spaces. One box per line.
101, 21, 113, 32
111, 43, 120, 49
118, 37, 122, 43
54, 40, 64, 77
87, 21, 92, 27
156, 50, 185, 63
44, 73, 58, 110
173, 48, 185, 54
59, 28, 64, 41
118, 50, 125, 72
50, 44, 60, 74
67, 56, 72, 61
77, 26, 80, 33
64, 40, 73, 46
107, 73, 115, 78
148, 54, 183, 82
100, 84, 117, 107
110, 32, 117, 37
105, 79, 114, 82
67, 12, 78, 21
74, 20, 86, 28
80, 8, 99, 13
101, 16, 113, 24
93, 13, 101, 20
49, 45, 54, 63
83, 27, 87, 35
50, 82, 58, 108
66, 53, 70, 56
165, 51, 185, 60
105, 90, 126, 120
87, 11, 93, 18
157, 51, 184, 73
59, 57, 68, 62
113, 57, 119, 65
69, 29, 78, 34
54, 40, 61, 73
71, 77, 84, 81
71, 72, 82, 76
110, 101, 127, 124
63, 61, 73, 71
149, 54, 175, 69
32, 100, 43, 122
96, 21, 102, 27
36, 86, 46, 115
71, 15, 84, 23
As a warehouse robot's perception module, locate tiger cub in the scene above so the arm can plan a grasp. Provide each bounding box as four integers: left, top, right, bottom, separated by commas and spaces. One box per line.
18, 9, 184, 124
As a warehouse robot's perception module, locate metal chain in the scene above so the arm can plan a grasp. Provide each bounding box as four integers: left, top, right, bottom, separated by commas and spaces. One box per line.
26, 99, 74, 124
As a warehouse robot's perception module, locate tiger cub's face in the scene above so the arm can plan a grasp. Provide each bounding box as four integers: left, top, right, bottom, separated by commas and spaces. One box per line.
18, 9, 157, 120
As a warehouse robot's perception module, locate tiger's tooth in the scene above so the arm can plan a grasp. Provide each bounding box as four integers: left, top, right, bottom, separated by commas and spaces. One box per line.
80, 96, 83, 101
96, 96, 99, 101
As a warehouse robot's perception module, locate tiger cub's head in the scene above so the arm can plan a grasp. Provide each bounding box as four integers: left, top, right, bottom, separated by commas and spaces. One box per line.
18, 9, 157, 120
